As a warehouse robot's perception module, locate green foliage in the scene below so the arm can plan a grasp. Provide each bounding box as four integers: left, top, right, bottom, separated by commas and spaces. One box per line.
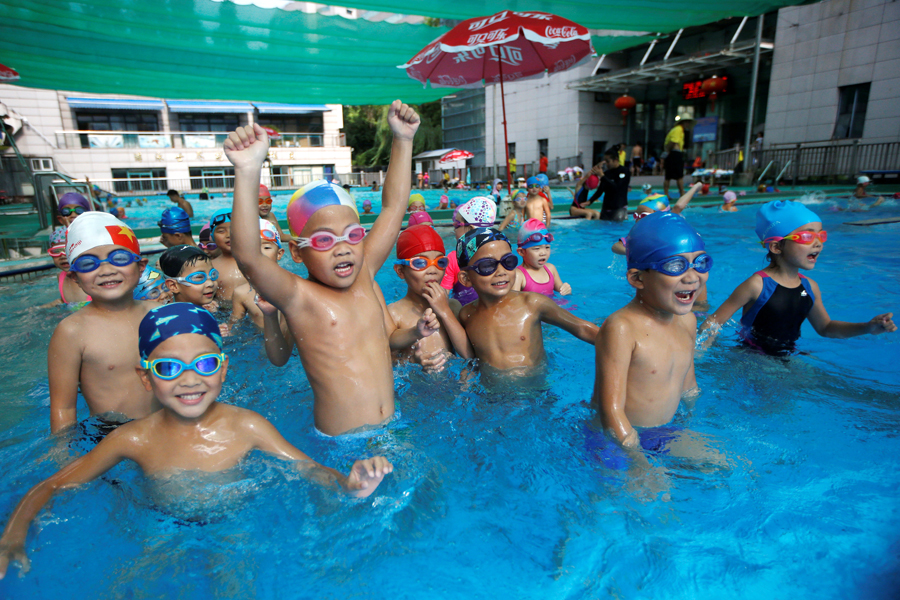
343, 101, 443, 167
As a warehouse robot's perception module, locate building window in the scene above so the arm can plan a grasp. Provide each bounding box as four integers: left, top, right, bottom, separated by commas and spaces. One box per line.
111, 168, 167, 193
538, 139, 548, 157
76, 111, 160, 148
258, 114, 325, 148
507, 143, 516, 158
834, 83, 870, 139
189, 167, 235, 190
176, 114, 241, 132
31, 158, 53, 171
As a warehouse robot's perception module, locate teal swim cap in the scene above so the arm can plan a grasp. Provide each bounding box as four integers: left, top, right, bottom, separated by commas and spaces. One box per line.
755, 200, 821, 242
626, 212, 705, 270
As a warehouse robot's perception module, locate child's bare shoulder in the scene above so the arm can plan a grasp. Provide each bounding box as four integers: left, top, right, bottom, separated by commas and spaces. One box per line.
602, 305, 642, 333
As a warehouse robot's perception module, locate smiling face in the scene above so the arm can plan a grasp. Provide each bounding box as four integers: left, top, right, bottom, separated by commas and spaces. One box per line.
628, 250, 709, 316
165, 258, 217, 306
394, 250, 445, 295
768, 221, 824, 270
288, 205, 364, 289
213, 222, 232, 255
258, 195, 273, 218
137, 334, 227, 420
518, 244, 550, 269
458, 240, 515, 300
70, 244, 146, 301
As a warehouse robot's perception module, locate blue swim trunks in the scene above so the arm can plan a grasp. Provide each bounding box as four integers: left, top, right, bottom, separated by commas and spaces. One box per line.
583, 422, 681, 470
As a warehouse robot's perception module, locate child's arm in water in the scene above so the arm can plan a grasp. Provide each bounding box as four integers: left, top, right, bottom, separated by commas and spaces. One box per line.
547, 263, 571, 295
0, 426, 131, 578
362, 101, 420, 275
47, 319, 83, 433
672, 181, 704, 214
422, 282, 474, 359
244, 410, 392, 498
701, 274, 763, 337
592, 314, 640, 448
805, 279, 896, 338
611, 240, 626, 255
257, 294, 295, 366
536, 294, 598, 342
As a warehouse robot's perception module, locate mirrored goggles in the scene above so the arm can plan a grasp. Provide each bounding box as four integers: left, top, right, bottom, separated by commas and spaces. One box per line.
464, 252, 519, 277
48, 244, 67, 258
169, 268, 219, 286
294, 224, 366, 251
520, 232, 553, 246
59, 205, 86, 217
395, 256, 450, 271
210, 212, 232, 228
69, 249, 142, 273
632, 253, 713, 276
142, 353, 226, 380
761, 230, 827, 246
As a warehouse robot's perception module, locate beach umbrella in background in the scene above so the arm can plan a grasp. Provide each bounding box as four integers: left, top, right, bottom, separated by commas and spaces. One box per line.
260, 125, 281, 140
439, 149, 475, 163
400, 11, 593, 195
0, 63, 20, 82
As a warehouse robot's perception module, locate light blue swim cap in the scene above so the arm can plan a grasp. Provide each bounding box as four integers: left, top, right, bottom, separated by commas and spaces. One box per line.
159, 206, 191, 234
536, 173, 550, 187
626, 212, 705, 270
755, 200, 821, 242
209, 208, 232, 229
526, 176, 540, 187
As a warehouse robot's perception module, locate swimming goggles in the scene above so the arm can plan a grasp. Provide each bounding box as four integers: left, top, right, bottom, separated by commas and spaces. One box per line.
198, 241, 218, 252
58, 205, 86, 217
633, 211, 651, 221
761, 230, 827, 245
210, 212, 232, 228
260, 229, 281, 247
294, 224, 366, 251
395, 256, 450, 271
258, 197, 272, 206
69, 249, 142, 273
527, 184, 542, 189
48, 244, 67, 258
464, 252, 519, 276
520, 232, 553, 246
169, 268, 219, 286
631, 253, 713, 276
142, 353, 226, 380
452, 220, 465, 229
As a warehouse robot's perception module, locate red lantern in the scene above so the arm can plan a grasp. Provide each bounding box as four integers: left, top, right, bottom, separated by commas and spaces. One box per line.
701, 75, 727, 110
614, 95, 636, 126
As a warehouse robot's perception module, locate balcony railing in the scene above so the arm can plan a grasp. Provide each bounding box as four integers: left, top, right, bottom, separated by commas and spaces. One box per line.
54, 130, 342, 150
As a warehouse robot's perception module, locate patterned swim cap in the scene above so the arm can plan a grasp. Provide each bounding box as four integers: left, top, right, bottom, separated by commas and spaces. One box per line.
456, 227, 510, 268
455, 197, 497, 227
138, 303, 223, 360
286, 180, 358, 238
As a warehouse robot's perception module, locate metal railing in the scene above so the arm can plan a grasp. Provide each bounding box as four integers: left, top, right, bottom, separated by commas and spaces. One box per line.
709, 140, 900, 184
54, 130, 342, 151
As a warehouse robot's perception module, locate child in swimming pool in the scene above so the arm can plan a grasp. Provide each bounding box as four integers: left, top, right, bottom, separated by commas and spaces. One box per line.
257, 183, 285, 240
230, 219, 285, 330
702, 200, 895, 355
198, 224, 221, 259
456, 227, 597, 370
408, 193, 426, 213
498, 190, 527, 231
160, 244, 230, 337
511, 219, 571, 296
209, 209, 249, 303
225, 101, 430, 436
389, 224, 473, 371
720, 191, 738, 212
47, 213, 160, 433
593, 212, 710, 451
441, 197, 497, 306
524, 176, 551, 227
55, 192, 92, 228
43, 227, 91, 309
0, 304, 393, 579
610, 181, 703, 255
157, 206, 196, 249
536, 173, 554, 210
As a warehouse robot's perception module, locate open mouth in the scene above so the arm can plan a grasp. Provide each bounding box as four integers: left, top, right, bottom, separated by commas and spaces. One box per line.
674, 289, 697, 304
807, 251, 819, 263
203, 290, 215, 300
491, 279, 509, 289
176, 391, 205, 406
334, 262, 354, 277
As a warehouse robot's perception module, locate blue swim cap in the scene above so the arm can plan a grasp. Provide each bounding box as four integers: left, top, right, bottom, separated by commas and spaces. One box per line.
209, 208, 232, 229
456, 227, 510, 268
138, 303, 223, 360
133, 265, 167, 301
526, 176, 540, 187
159, 207, 191, 234
626, 212, 705, 270
755, 200, 821, 242
536, 173, 550, 187
638, 193, 670, 212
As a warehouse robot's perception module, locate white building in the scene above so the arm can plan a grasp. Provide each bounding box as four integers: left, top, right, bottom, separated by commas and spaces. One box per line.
0, 84, 351, 196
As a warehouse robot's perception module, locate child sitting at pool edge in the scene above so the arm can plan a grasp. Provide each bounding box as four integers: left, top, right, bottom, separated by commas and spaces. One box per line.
225, 100, 425, 436
593, 212, 711, 451
511, 219, 571, 296
702, 200, 895, 355
47, 213, 160, 433
0, 304, 392, 579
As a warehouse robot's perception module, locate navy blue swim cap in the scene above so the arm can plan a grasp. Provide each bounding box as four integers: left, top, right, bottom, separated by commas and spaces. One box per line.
159, 207, 191, 234
138, 302, 223, 359
626, 212, 705, 270
456, 227, 510, 268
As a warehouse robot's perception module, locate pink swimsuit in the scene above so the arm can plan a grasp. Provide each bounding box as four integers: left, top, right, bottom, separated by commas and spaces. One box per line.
518, 265, 555, 297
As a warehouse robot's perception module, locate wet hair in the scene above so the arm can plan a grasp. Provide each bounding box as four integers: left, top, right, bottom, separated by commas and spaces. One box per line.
166, 189, 179, 197
159, 245, 210, 277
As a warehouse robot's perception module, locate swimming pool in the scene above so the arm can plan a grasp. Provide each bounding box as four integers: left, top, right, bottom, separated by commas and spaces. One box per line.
0, 196, 898, 598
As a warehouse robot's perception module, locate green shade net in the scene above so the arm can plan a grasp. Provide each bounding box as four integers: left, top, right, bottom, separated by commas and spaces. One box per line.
0, 0, 455, 104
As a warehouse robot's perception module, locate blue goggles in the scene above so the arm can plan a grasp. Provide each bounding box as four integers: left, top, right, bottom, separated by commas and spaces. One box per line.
631, 253, 713, 276
142, 353, 226, 380
169, 268, 219, 286
69, 249, 142, 273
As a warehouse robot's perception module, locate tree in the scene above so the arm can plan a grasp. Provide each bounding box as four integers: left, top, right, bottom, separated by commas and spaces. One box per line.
343, 101, 443, 167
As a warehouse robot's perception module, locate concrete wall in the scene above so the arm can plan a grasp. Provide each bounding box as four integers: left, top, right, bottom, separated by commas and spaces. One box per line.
765, 0, 900, 145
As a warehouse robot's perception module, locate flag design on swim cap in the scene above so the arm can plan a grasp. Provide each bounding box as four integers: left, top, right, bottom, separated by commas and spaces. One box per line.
138, 302, 223, 360
66, 212, 140, 261
286, 180, 358, 238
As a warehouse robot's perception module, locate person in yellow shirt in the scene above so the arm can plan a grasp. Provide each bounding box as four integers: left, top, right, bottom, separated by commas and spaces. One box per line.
663, 117, 691, 199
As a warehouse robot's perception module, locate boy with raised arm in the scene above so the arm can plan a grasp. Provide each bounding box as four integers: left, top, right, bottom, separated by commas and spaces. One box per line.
455, 227, 598, 371
593, 212, 712, 452
48, 213, 159, 433
225, 101, 422, 435
0, 304, 392, 579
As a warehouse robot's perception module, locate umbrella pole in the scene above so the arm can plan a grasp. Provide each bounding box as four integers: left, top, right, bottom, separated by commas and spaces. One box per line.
498, 56, 512, 199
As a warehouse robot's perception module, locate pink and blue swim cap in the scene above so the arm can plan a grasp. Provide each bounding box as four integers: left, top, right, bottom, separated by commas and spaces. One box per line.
138, 303, 223, 360
286, 180, 358, 238
755, 200, 821, 242
517, 218, 551, 249
626, 212, 705, 270
638, 193, 670, 212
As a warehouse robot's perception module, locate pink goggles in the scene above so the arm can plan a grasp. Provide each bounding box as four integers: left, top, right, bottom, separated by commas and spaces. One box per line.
294, 224, 366, 251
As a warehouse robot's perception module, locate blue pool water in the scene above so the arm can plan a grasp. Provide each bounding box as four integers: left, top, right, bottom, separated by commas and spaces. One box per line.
0, 196, 898, 598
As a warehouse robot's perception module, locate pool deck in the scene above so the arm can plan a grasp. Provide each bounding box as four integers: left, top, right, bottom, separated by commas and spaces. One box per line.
1, 184, 896, 277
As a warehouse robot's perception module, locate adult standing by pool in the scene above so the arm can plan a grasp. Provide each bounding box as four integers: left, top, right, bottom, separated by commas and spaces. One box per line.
631, 142, 643, 177
663, 116, 691, 200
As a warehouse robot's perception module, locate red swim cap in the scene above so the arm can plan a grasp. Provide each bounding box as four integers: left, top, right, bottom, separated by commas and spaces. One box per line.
397, 224, 445, 259
259, 184, 271, 198
585, 175, 599, 189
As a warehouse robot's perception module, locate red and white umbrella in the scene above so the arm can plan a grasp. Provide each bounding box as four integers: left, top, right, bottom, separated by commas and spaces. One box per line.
400, 11, 593, 195
260, 126, 281, 140
440, 149, 475, 163
0, 63, 20, 82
